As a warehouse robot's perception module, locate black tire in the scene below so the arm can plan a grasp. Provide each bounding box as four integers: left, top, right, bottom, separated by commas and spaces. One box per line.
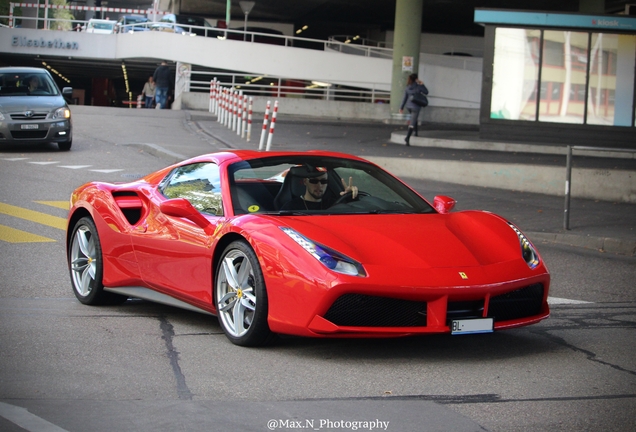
68, 217, 127, 305
215, 240, 274, 346
58, 138, 72, 151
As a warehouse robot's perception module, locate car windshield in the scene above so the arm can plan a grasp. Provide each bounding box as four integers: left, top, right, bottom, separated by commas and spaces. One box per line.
0, 72, 59, 96
88, 21, 115, 31
228, 155, 435, 216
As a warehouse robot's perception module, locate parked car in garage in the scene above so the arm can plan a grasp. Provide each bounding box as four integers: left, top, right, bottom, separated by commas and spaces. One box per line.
116, 15, 149, 33
85, 19, 117, 34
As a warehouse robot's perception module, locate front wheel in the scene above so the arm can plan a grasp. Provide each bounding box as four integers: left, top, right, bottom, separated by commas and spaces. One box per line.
215, 240, 273, 346
58, 138, 72, 151
68, 217, 126, 305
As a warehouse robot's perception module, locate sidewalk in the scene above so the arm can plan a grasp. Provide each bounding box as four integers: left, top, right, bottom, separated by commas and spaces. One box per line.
163, 110, 636, 256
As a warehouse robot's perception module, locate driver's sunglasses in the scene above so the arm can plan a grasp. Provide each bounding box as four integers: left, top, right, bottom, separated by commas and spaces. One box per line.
307, 178, 328, 184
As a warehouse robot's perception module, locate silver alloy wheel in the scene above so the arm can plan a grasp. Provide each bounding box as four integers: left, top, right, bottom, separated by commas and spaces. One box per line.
217, 249, 257, 338
70, 224, 97, 297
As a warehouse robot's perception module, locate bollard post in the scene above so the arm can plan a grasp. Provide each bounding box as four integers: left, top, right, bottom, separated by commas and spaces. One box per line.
564, 145, 572, 230
246, 97, 253, 142
208, 80, 214, 112
241, 95, 247, 139
265, 101, 279, 151
136, 94, 143, 109
258, 101, 271, 151
237, 92, 243, 136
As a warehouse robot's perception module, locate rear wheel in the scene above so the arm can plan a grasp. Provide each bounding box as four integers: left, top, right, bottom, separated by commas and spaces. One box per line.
215, 240, 274, 346
69, 217, 126, 305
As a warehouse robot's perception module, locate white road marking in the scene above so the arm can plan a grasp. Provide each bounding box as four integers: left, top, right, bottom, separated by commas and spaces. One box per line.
2, 158, 29, 161
58, 165, 93, 169
28, 161, 59, 165
91, 169, 124, 173
0, 402, 69, 432
548, 297, 593, 305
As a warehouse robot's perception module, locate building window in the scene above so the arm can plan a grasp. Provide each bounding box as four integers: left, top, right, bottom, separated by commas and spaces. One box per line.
490, 28, 541, 120
490, 26, 636, 128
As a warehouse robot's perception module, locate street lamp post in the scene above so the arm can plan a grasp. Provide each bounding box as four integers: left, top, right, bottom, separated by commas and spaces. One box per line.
239, 1, 256, 41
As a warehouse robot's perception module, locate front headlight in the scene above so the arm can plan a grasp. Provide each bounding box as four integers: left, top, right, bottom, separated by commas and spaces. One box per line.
53, 107, 71, 120
280, 227, 366, 277
508, 223, 540, 269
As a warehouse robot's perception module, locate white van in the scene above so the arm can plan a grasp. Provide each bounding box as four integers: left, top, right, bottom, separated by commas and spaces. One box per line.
85, 19, 116, 34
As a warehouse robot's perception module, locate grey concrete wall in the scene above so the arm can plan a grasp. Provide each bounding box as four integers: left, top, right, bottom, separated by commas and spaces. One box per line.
368, 156, 636, 203
177, 92, 480, 124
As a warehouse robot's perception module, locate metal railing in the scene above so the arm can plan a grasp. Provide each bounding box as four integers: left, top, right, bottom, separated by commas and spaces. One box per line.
564, 145, 636, 230
186, 70, 390, 103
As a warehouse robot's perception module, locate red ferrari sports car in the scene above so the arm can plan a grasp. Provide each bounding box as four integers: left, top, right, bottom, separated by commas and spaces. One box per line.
66, 150, 550, 346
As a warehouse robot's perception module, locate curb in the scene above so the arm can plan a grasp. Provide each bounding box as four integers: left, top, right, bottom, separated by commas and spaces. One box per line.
529, 232, 636, 256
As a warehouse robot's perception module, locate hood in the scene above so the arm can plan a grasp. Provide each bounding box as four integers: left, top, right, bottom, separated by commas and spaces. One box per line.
278, 211, 520, 269
0, 95, 65, 112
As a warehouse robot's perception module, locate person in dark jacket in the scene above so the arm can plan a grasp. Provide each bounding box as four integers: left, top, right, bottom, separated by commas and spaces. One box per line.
152, 61, 172, 109
399, 73, 428, 146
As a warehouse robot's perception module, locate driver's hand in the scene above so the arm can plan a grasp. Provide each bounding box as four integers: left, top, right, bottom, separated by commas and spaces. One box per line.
341, 177, 358, 199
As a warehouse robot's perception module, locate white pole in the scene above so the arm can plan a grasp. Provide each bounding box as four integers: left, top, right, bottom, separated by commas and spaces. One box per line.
246, 97, 253, 142
237, 91, 243, 136
265, 101, 279, 151
208, 80, 214, 112
258, 100, 271, 151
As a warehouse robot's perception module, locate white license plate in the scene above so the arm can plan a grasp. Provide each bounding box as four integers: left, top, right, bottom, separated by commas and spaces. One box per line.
21, 124, 39, 130
451, 318, 494, 335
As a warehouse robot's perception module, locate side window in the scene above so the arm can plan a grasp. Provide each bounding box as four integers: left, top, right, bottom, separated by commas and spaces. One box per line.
160, 162, 224, 216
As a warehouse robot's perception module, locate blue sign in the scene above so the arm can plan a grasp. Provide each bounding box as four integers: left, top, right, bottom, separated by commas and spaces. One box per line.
474, 9, 636, 31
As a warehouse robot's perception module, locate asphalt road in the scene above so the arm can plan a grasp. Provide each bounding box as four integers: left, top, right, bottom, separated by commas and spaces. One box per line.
0, 106, 634, 432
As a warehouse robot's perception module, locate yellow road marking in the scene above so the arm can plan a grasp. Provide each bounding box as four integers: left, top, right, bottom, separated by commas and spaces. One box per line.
0, 202, 66, 230
35, 200, 70, 210
0, 224, 55, 243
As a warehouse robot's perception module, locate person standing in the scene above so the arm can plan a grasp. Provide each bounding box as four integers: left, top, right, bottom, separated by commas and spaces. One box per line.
153, 61, 172, 109
399, 73, 429, 146
141, 76, 156, 108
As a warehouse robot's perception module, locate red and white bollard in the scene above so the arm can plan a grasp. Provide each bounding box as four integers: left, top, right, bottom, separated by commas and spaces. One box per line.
265, 100, 279, 152
209, 79, 215, 113
258, 101, 271, 151
136, 94, 143, 109
246, 97, 253, 142
237, 92, 243, 136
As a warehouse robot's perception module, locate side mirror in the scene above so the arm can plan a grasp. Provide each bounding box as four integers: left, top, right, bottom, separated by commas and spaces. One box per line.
160, 198, 213, 232
433, 195, 456, 214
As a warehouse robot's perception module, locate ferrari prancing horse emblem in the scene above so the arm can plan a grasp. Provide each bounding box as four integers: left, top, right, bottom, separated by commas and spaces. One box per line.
459, 272, 468, 279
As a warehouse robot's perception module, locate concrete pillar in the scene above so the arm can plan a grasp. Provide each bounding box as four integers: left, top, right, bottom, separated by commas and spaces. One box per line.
390, 0, 423, 113
578, 0, 605, 13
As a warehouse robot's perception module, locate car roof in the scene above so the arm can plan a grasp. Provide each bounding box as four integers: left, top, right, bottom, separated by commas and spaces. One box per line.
0, 67, 52, 74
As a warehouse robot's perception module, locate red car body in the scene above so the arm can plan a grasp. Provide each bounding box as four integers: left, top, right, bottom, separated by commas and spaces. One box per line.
66, 150, 550, 346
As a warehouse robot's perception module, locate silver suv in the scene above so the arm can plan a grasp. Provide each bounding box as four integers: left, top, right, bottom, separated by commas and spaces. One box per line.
0, 67, 73, 151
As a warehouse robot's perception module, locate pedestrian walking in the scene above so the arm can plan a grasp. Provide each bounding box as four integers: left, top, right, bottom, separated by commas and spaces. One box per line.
153, 61, 172, 109
141, 76, 156, 108
399, 73, 429, 146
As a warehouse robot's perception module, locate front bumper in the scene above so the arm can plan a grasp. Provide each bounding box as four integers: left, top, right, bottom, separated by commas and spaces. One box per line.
0, 119, 72, 143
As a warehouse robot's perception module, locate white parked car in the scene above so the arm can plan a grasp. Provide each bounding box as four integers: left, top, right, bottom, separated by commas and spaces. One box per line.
85, 19, 116, 34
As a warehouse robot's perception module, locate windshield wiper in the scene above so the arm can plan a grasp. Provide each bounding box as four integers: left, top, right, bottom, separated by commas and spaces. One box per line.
277, 210, 312, 216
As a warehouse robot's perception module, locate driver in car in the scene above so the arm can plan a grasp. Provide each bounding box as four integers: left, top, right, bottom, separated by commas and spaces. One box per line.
281, 165, 358, 211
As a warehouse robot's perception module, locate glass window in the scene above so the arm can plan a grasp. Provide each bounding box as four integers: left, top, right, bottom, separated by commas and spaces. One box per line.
160, 163, 223, 216
588, 33, 636, 127
539, 31, 588, 124
490, 28, 541, 120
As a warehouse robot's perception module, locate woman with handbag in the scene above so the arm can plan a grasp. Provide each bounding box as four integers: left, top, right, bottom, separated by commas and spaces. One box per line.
399, 73, 428, 146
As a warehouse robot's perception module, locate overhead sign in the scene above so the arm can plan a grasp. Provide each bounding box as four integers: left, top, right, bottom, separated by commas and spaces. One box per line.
474, 9, 636, 31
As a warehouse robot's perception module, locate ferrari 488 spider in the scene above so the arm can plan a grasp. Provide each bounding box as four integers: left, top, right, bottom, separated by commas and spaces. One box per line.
66, 151, 550, 346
